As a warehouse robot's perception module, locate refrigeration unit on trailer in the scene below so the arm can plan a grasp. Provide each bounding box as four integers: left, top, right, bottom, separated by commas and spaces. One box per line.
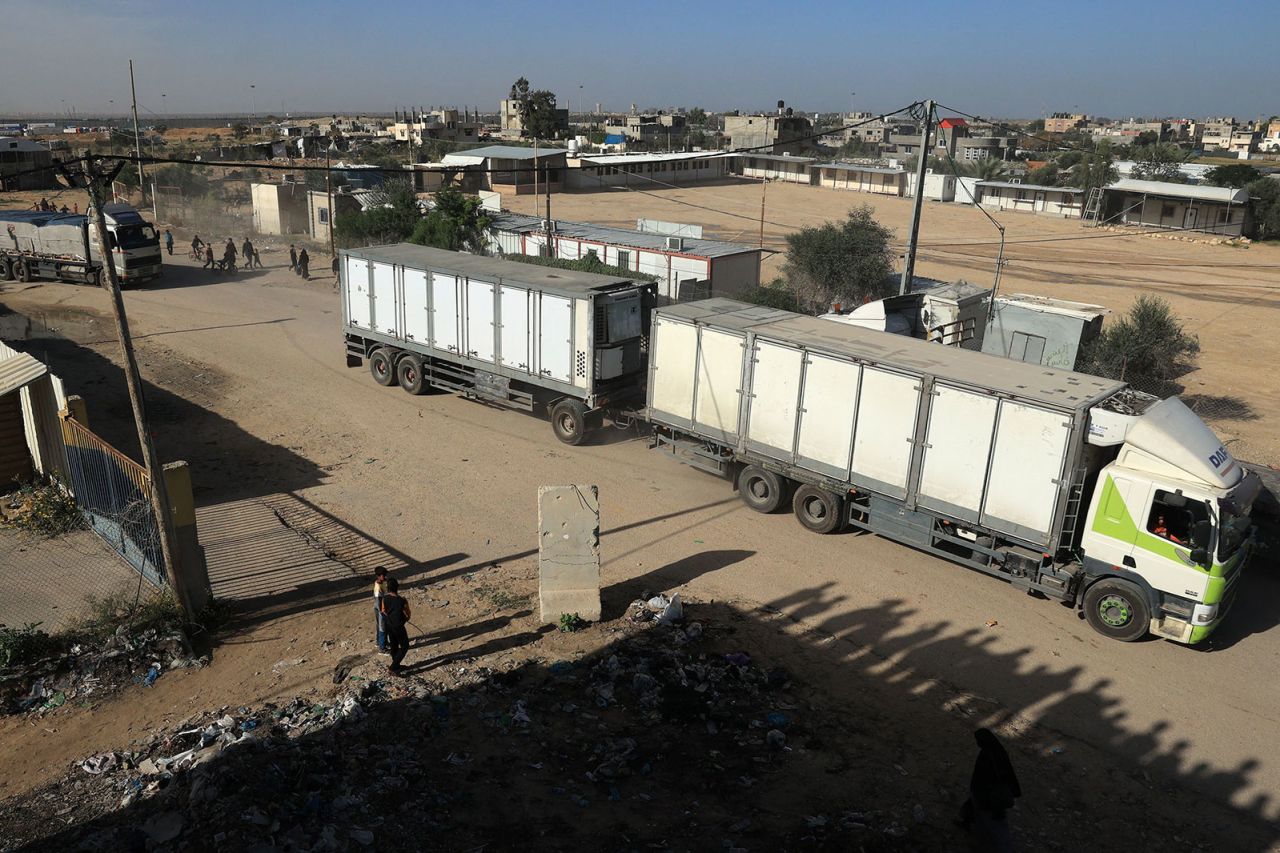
341, 243, 655, 444
644, 299, 1259, 644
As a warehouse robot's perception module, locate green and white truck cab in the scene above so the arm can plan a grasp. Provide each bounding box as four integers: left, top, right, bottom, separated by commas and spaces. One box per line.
1080, 396, 1261, 643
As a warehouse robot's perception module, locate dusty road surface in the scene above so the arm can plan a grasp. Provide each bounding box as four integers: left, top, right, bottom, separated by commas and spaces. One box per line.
0, 243, 1277, 848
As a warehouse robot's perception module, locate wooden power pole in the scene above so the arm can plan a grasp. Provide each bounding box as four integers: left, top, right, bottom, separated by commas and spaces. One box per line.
80, 155, 190, 617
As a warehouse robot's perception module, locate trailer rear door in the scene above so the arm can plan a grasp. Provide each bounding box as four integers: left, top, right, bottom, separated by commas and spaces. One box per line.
345, 257, 371, 329
982, 401, 1071, 544
431, 272, 460, 353
648, 316, 698, 426
402, 268, 430, 344
916, 384, 999, 522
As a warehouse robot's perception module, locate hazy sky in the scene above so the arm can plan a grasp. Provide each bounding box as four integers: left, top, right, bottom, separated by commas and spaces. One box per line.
2, 0, 1275, 119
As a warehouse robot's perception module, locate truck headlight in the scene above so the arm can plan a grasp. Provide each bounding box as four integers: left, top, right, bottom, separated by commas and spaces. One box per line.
1191, 603, 1219, 625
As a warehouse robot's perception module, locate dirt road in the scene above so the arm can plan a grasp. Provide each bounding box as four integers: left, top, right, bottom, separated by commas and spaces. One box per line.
1, 248, 1277, 835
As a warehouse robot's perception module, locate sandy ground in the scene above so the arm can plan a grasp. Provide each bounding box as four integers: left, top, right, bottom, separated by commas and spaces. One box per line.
508, 180, 1280, 465
0, 249, 1277, 849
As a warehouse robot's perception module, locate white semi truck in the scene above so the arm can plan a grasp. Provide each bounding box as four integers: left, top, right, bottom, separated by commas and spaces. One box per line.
0, 203, 163, 286
643, 299, 1259, 645
340, 244, 655, 444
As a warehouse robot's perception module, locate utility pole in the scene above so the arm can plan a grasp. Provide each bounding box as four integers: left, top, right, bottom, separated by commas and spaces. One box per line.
899, 99, 934, 295
545, 155, 554, 258
326, 143, 337, 259
77, 155, 189, 617
758, 177, 767, 249
128, 61, 146, 204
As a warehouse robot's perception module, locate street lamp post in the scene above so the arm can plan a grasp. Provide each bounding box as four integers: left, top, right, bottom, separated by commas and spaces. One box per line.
250, 84, 257, 122
326, 142, 337, 259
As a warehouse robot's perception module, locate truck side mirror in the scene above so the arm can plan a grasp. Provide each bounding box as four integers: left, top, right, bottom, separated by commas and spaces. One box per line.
1190, 547, 1209, 567
1192, 519, 1212, 549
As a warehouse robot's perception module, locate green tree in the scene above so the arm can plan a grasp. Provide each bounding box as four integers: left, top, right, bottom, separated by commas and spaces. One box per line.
1134, 130, 1159, 147
1079, 295, 1200, 389
333, 180, 422, 248
509, 77, 561, 139
740, 279, 800, 311
687, 107, 707, 125
1128, 143, 1188, 183
408, 186, 491, 253
964, 157, 1008, 180
153, 162, 210, 196
1027, 163, 1060, 186
232, 123, 249, 140
781, 205, 896, 311
1247, 178, 1280, 240
1204, 164, 1260, 188
1069, 141, 1118, 195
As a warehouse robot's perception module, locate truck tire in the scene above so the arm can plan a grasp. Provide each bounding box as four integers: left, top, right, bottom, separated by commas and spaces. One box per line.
550, 398, 588, 446
369, 348, 396, 386
0, 258, 10, 281
12, 260, 29, 282
397, 355, 426, 395
1083, 579, 1150, 642
793, 485, 844, 534
739, 465, 786, 513
85, 268, 101, 287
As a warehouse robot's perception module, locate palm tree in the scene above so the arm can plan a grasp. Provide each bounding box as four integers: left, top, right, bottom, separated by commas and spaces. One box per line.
964, 157, 1008, 180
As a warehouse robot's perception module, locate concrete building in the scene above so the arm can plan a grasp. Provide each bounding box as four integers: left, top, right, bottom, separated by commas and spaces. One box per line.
1044, 113, 1088, 134
499, 98, 570, 139
307, 189, 368, 245
983, 294, 1107, 370
723, 106, 814, 154
1200, 117, 1237, 150
389, 108, 483, 146
602, 114, 687, 150
0, 138, 55, 191
814, 162, 908, 196
442, 144, 568, 195
566, 152, 727, 190
250, 182, 311, 235
486, 211, 762, 302
729, 152, 816, 183
1101, 178, 1250, 236
976, 181, 1084, 218
838, 113, 915, 146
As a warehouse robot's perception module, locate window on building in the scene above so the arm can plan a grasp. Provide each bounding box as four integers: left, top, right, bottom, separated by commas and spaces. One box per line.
616, 250, 630, 269
1218, 208, 1230, 223
318, 207, 330, 224
1161, 203, 1177, 218
1008, 331, 1046, 364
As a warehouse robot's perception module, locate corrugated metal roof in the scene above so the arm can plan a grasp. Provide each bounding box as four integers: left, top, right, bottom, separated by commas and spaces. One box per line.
444, 145, 568, 161
488, 212, 760, 259
0, 350, 48, 397
813, 162, 905, 175
732, 153, 817, 163
581, 151, 727, 164
656, 298, 1122, 411
978, 181, 1084, 193
1106, 179, 1249, 204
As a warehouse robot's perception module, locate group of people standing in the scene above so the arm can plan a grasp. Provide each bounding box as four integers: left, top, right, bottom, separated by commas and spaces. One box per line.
287, 243, 311, 280
372, 567, 411, 675
188, 235, 262, 272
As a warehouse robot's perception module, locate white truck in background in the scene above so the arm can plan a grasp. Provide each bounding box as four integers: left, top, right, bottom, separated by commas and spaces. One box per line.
0, 203, 162, 286
644, 299, 1259, 644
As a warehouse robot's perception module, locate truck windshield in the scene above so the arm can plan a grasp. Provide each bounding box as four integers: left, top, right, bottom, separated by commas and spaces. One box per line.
1217, 507, 1251, 562
114, 224, 157, 249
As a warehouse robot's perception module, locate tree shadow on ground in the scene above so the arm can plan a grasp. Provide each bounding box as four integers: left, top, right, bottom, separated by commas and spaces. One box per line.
1181, 393, 1259, 422
2, 592, 1275, 852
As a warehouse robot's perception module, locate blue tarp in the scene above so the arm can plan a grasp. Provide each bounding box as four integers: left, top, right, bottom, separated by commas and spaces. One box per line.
604, 134, 626, 145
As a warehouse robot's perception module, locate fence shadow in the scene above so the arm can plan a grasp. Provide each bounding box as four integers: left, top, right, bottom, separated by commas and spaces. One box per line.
3, 593, 1275, 851
1181, 393, 1259, 422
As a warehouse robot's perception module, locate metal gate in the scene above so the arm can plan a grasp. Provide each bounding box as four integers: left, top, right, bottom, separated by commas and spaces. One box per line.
60, 416, 165, 588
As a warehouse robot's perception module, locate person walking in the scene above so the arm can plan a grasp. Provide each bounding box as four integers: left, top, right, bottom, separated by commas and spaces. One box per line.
223, 239, 237, 272
958, 728, 1020, 852
288, 244, 298, 272
298, 247, 310, 280
331, 254, 339, 279
372, 566, 389, 653
241, 237, 254, 268
163, 229, 174, 256
203, 244, 215, 269
253, 246, 262, 269
379, 578, 411, 675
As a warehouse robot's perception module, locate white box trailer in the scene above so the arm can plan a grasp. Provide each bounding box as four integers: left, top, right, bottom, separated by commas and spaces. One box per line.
341, 244, 655, 444
645, 299, 1262, 644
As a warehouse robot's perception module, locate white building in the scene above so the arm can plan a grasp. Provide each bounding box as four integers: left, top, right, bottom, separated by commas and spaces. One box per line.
976, 181, 1085, 218
1100, 179, 1250, 236
728, 153, 816, 184
566, 151, 728, 190
814, 162, 908, 196
486, 212, 762, 302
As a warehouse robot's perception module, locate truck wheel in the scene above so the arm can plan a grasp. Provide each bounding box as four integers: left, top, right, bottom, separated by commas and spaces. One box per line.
369, 348, 396, 386
397, 355, 426, 395
12, 260, 29, 282
1083, 579, 1150, 642
550, 399, 588, 446
739, 465, 786, 513
85, 268, 101, 287
0, 258, 11, 281
793, 485, 844, 534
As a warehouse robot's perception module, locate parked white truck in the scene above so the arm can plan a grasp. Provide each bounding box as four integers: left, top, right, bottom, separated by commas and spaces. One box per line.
0, 204, 162, 286
644, 299, 1260, 644
341, 243, 655, 444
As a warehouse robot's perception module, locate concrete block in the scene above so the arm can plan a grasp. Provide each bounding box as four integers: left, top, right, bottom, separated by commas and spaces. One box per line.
538, 484, 600, 624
